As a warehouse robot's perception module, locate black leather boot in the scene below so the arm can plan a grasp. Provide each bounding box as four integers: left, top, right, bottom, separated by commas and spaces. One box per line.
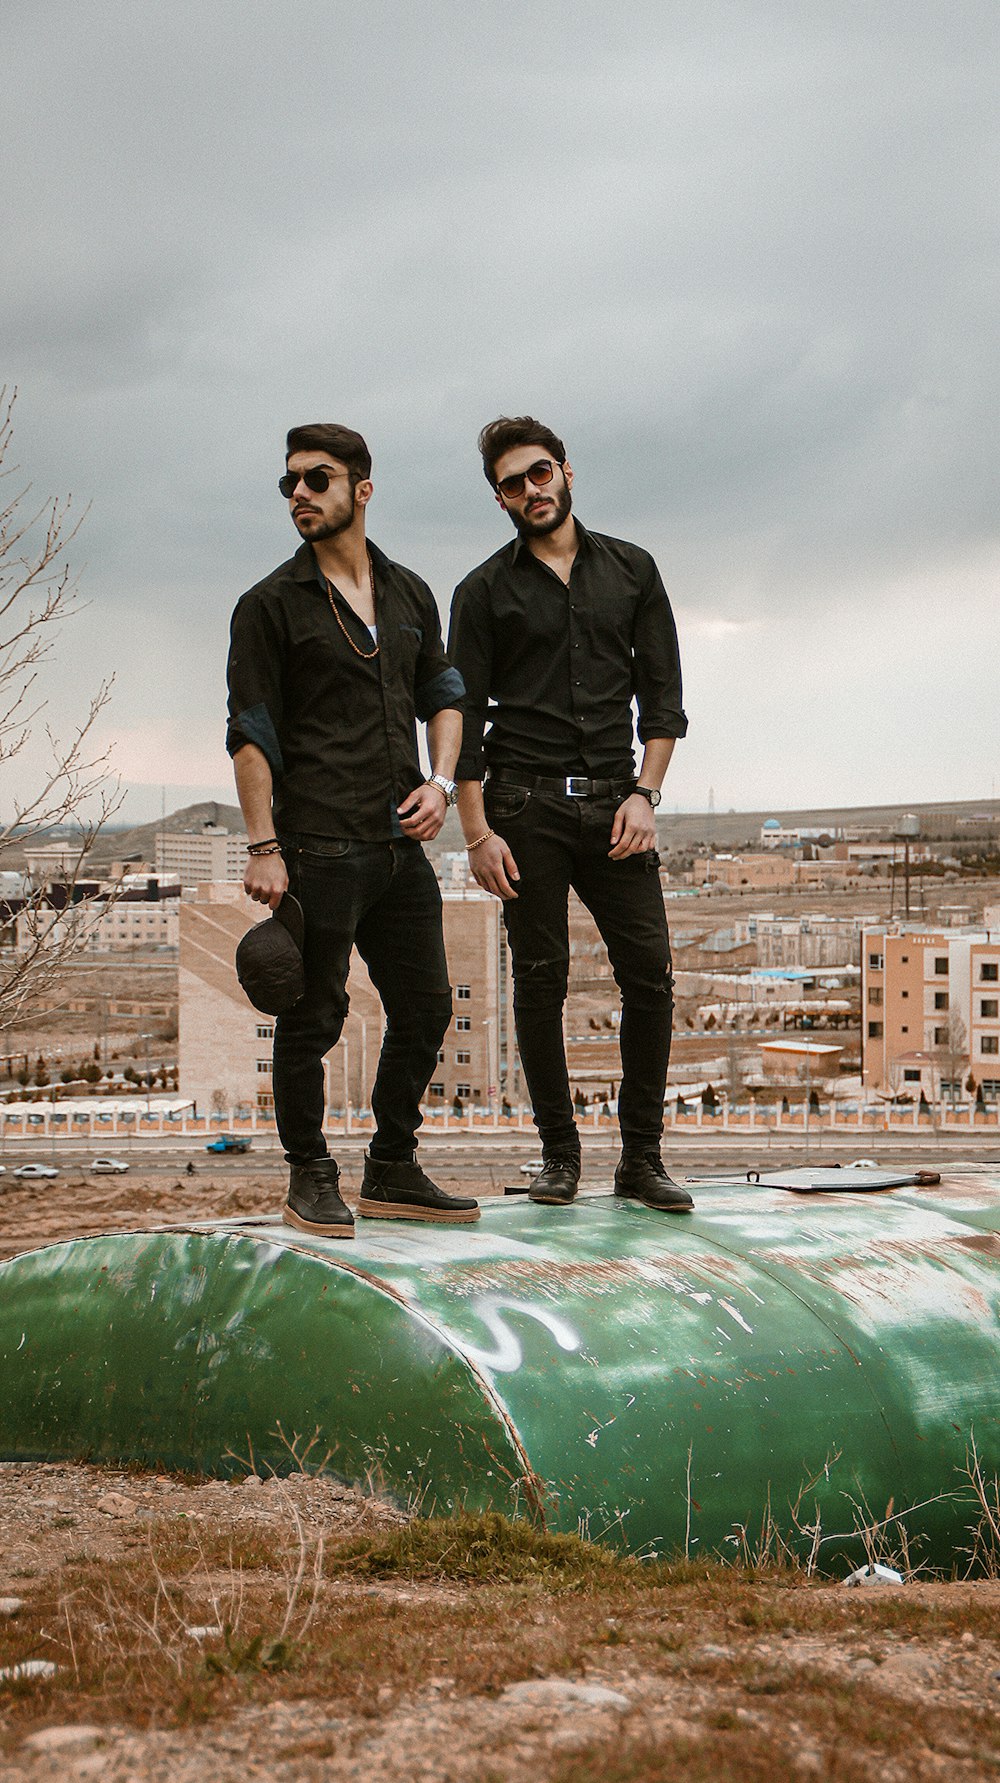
528, 1152, 581, 1206
358, 1152, 480, 1223
283, 1156, 355, 1238
614, 1151, 693, 1213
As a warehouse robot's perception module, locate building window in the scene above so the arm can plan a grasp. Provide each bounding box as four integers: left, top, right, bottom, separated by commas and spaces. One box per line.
901, 955, 908, 964
456, 1050, 471, 1064
867, 1022, 883, 1039
256, 1059, 272, 1074
901, 1026, 908, 1034
456, 1083, 471, 1099
981, 999, 999, 1019
933, 992, 949, 1011
255, 1023, 274, 1039
429, 1082, 444, 1098
933, 1026, 948, 1045
903, 1069, 920, 1082
934, 957, 949, 975
436, 1050, 445, 1063
455, 1016, 471, 1031
981, 962, 999, 983
868, 987, 882, 1006
901, 990, 908, 999
982, 1036, 999, 1056
456, 985, 471, 1000
868, 953, 883, 970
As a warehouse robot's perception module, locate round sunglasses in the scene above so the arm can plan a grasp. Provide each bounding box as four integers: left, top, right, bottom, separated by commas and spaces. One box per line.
278, 466, 352, 499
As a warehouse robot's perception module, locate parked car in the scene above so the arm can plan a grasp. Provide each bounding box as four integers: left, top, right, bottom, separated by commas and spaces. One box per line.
13, 1163, 59, 1179
91, 1157, 130, 1174
205, 1134, 252, 1154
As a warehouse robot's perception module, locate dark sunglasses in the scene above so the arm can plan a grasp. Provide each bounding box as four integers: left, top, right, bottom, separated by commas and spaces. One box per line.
496, 458, 560, 500
278, 466, 351, 498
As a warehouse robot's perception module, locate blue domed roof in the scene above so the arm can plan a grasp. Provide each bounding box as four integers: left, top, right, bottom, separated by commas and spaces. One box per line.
762, 818, 782, 831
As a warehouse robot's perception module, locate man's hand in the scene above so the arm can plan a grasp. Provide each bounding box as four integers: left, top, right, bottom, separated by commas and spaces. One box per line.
398, 782, 447, 840
244, 852, 288, 909
608, 793, 658, 860
468, 833, 520, 900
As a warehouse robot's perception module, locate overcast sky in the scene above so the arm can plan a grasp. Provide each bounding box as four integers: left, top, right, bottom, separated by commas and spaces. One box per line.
4, 0, 997, 823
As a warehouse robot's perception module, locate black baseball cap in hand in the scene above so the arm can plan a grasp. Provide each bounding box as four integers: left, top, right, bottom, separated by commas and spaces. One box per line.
235, 894, 306, 1016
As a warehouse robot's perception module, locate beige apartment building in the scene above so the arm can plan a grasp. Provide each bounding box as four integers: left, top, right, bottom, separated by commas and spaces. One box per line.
862, 925, 1000, 1102
156, 825, 248, 885
179, 883, 516, 1118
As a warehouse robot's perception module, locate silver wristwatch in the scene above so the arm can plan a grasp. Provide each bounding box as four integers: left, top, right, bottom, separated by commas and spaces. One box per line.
426, 773, 458, 807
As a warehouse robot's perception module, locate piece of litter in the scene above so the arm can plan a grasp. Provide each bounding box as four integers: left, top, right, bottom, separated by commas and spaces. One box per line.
0, 1659, 59, 1682
185, 1625, 223, 1641
844, 1563, 904, 1588
0, 1599, 25, 1617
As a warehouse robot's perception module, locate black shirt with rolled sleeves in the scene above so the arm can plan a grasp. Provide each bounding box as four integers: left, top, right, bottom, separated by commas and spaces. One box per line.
448, 521, 687, 783
226, 539, 465, 840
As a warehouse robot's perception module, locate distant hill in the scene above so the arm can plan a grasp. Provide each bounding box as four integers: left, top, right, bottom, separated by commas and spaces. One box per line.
654, 797, 1000, 852
86, 801, 246, 865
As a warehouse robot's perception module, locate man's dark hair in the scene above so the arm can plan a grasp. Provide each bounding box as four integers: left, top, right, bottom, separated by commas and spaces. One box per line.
478, 416, 567, 488
285, 423, 372, 482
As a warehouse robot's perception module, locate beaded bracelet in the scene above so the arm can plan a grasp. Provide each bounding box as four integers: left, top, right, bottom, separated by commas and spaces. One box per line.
247, 838, 282, 857
466, 830, 494, 852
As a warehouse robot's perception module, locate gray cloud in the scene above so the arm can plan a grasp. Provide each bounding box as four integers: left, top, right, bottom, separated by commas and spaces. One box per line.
3, 0, 997, 816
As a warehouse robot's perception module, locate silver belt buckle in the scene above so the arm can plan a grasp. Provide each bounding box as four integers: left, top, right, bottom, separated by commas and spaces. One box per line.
565, 775, 588, 798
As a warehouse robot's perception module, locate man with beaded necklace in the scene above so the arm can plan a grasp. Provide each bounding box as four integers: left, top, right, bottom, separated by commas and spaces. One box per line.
227, 422, 478, 1236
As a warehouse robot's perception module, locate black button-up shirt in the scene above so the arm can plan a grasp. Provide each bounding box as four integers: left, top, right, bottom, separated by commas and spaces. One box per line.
448, 521, 687, 782
227, 540, 464, 840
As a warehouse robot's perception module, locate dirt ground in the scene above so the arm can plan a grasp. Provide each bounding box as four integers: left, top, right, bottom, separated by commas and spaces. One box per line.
2, 1163, 1000, 1780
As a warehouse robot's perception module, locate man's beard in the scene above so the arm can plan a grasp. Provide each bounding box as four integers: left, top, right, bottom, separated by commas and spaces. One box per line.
510, 480, 573, 538
293, 504, 354, 543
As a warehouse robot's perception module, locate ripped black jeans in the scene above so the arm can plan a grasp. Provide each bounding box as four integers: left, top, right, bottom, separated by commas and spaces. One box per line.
485, 784, 673, 1156
273, 836, 452, 1164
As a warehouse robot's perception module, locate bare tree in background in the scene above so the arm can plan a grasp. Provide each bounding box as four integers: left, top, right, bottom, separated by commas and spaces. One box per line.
0, 387, 120, 1032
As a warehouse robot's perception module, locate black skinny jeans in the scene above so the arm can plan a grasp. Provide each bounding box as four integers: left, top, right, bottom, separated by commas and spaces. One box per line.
485, 784, 673, 1155
272, 837, 452, 1164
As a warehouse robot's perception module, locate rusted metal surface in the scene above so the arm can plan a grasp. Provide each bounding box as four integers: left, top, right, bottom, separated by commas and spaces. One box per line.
1, 1172, 999, 1566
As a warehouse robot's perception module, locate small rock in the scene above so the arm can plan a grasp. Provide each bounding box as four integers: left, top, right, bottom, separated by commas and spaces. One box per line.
499, 1680, 631, 1712
22, 1726, 104, 1755
959, 1631, 975, 1647
700, 1644, 734, 1659
96, 1492, 136, 1520
0, 1659, 59, 1682
0, 1598, 25, 1617
853, 1658, 877, 1674
241, 1474, 264, 1489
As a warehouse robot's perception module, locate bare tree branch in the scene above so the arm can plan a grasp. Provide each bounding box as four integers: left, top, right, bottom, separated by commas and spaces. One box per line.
0, 388, 122, 1034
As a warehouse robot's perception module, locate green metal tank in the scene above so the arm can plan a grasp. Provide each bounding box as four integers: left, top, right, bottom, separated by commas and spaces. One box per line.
2, 1170, 999, 1567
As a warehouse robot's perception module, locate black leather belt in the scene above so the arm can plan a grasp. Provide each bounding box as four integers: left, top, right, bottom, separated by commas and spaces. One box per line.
488, 768, 634, 800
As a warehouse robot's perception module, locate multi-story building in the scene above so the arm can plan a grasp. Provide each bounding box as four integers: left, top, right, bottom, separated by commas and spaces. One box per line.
179, 883, 517, 1116
862, 925, 1000, 1102
155, 824, 248, 885
751, 912, 864, 970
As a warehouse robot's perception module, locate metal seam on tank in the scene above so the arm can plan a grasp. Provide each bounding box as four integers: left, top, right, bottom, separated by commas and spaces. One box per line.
251, 1239, 548, 1523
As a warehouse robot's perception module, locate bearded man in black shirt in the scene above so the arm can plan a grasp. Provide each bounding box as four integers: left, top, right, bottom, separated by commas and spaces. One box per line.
448, 416, 693, 1212
227, 422, 478, 1236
